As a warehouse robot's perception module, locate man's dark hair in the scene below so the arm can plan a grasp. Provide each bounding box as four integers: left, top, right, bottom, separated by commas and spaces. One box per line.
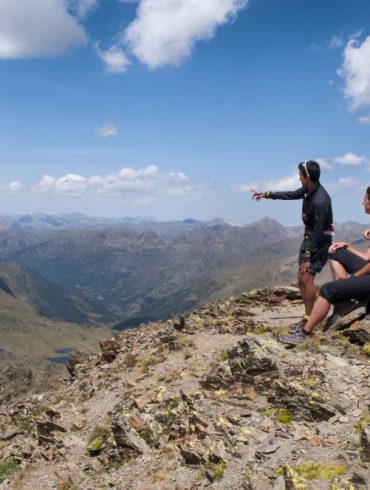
366, 186, 370, 198
298, 160, 320, 183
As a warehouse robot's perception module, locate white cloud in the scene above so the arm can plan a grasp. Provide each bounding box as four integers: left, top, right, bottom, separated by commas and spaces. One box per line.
123, 0, 248, 69
337, 36, 370, 110
239, 173, 300, 194
333, 152, 368, 166
1, 181, 23, 193
349, 29, 363, 40
316, 158, 333, 171
33, 165, 201, 201
35, 173, 87, 195
358, 114, 370, 125
70, 0, 99, 19
324, 176, 359, 192
0, 0, 87, 59
328, 35, 343, 50
96, 122, 118, 138
95, 43, 131, 73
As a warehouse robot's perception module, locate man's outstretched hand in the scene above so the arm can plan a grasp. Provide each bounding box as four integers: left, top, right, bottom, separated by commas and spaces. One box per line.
251, 189, 264, 201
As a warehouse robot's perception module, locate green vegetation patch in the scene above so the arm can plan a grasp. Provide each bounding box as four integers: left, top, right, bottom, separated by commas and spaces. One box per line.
255, 324, 269, 335
151, 470, 170, 482
139, 427, 156, 447
293, 461, 347, 480
218, 349, 229, 361
354, 414, 370, 432
87, 424, 111, 455
363, 342, 370, 356
263, 408, 294, 425
206, 460, 227, 481
56, 481, 79, 490
0, 459, 19, 483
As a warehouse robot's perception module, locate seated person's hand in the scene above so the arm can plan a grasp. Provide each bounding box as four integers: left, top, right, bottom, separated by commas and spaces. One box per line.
363, 228, 370, 240
329, 242, 349, 253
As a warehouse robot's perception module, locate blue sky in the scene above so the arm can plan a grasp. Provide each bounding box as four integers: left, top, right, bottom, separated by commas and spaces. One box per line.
1, 0, 370, 225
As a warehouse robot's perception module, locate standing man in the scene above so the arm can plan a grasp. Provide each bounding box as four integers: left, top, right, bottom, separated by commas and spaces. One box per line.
252, 160, 334, 332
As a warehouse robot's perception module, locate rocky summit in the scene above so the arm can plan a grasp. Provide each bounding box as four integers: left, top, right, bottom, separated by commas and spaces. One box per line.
0, 286, 369, 489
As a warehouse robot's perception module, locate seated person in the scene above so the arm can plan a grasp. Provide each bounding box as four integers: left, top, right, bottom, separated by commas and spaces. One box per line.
280, 186, 370, 345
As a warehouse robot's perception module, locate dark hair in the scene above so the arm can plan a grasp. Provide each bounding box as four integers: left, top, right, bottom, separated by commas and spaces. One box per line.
298, 160, 320, 183
367, 186, 370, 198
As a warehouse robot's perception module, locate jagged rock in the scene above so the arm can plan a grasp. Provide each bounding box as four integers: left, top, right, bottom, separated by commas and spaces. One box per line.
242, 465, 274, 489
201, 362, 234, 390
99, 339, 121, 363
228, 338, 278, 383
66, 351, 90, 377
350, 471, 369, 485
360, 424, 370, 462
267, 379, 336, 421
0, 429, 21, 441
259, 443, 279, 455
0, 362, 33, 401
0, 285, 368, 489
180, 446, 204, 465
330, 308, 365, 331
36, 420, 67, 445
241, 286, 301, 306
128, 414, 147, 432
343, 321, 370, 345
324, 352, 349, 368
111, 412, 151, 457
173, 316, 185, 331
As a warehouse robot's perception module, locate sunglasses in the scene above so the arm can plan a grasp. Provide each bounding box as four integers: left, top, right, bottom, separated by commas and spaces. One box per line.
302, 160, 310, 178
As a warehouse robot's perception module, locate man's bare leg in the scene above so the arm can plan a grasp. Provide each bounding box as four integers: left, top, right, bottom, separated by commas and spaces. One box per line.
298, 271, 316, 315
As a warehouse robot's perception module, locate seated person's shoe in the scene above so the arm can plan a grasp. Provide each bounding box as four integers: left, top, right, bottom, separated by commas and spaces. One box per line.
322, 299, 366, 332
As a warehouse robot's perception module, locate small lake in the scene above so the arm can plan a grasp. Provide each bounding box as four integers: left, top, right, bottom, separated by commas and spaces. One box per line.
48, 348, 74, 364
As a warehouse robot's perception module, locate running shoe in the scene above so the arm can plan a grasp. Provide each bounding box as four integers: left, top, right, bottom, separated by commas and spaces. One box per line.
289, 317, 308, 334
322, 298, 366, 332
279, 329, 312, 346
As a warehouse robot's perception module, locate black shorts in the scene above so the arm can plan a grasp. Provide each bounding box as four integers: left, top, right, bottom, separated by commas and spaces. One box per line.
329, 247, 368, 273
298, 237, 331, 276
319, 247, 370, 304
319, 276, 370, 304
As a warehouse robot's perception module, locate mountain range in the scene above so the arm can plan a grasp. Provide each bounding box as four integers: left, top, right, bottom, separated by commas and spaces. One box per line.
0, 214, 367, 331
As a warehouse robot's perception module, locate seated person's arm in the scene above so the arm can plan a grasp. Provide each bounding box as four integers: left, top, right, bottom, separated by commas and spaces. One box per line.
330, 241, 370, 261
353, 259, 370, 277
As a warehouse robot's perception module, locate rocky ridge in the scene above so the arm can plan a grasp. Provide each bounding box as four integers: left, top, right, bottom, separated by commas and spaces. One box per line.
0, 286, 369, 489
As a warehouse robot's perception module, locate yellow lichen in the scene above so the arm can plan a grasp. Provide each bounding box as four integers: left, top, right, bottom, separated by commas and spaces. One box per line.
214, 389, 227, 396
354, 414, 370, 432
151, 470, 170, 482
331, 482, 355, 490
294, 461, 347, 480
240, 427, 251, 436
263, 408, 294, 425
255, 325, 268, 335
285, 464, 307, 490
213, 460, 227, 480
303, 378, 318, 388
363, 342, 370, 356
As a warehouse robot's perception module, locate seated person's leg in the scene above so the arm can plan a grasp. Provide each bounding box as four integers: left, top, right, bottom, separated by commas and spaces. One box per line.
280, 275, 370, 344
320, 275, 370, 305
329, 248, 368, 275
